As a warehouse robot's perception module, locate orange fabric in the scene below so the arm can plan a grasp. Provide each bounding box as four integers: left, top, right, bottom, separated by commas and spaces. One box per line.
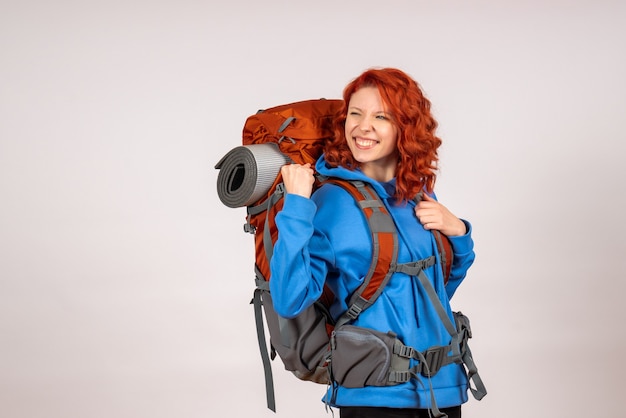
242, 99, 343, 283
243, 99, 344, 166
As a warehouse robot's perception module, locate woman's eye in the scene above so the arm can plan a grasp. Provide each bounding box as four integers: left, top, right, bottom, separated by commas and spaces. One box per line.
376, 114, 388, 120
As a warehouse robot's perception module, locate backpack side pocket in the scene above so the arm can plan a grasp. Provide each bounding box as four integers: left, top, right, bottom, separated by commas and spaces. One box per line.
330, 325, 407, 388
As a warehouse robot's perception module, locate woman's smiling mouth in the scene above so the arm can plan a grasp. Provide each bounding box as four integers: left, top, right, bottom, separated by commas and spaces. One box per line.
354, 137, 379, 149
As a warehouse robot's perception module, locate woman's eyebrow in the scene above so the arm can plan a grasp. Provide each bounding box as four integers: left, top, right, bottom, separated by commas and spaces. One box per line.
348, 106, 388, 114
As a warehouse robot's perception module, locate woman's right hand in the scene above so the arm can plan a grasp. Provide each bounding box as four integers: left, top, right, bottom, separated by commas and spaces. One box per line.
280, 163, 315, 198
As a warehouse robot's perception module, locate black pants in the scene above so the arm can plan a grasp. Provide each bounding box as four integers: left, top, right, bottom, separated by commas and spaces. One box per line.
340, 406, 461, 418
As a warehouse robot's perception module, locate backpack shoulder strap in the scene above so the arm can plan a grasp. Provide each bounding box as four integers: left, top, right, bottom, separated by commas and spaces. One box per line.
414, 192, 454, 285
433, 229, 453, 285
324, 181, 486, 404
322, 179, 399, 328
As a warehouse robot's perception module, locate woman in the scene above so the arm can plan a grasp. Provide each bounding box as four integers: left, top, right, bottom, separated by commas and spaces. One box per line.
269, 68, 475, 418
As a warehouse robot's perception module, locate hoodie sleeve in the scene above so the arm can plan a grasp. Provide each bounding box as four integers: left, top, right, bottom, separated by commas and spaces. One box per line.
269, 193, 334, 318
444, 219, 475, 299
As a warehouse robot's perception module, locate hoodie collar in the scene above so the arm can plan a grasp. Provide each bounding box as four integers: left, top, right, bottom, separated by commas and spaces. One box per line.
315, 154, 396, 200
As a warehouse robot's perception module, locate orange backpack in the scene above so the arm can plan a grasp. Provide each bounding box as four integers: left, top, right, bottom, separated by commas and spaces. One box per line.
241, 99, 343, 284
215, 99, 459, 412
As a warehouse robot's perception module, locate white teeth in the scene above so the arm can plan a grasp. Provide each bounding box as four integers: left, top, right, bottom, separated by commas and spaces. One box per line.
356, 138, 376, 147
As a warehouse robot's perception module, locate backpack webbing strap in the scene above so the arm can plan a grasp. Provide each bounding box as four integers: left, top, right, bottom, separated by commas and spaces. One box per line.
251, 270, 276, 412
433, 230, 452, 285
326, 180, 399, 328
412, 349, 448, 418
457, 326, 487, 400
244, 180, 287, 235
261, 183, 285, 264
388, 344, 448, 418
277, 116, 297, 143
389, 257, 459, 373
393, 257, 460, 358
383, 261, 486, 416
385, 257, 455, 418
413, 266, 487, 400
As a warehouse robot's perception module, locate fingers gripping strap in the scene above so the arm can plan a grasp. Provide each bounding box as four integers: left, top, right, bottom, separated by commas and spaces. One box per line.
413, 192, 453, 285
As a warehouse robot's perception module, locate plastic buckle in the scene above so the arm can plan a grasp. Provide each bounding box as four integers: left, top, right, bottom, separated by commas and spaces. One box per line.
395, 344, 414, 359
388, 370, 411, 383
243, 221, 256, 234
421, 346, 448, 377
345, 304, 363, 319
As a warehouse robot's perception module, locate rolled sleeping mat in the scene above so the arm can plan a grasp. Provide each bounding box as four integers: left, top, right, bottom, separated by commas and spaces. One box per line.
215, 143, 291, 208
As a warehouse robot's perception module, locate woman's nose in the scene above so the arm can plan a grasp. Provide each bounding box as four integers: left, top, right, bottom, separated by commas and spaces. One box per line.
360, 118, 372, 132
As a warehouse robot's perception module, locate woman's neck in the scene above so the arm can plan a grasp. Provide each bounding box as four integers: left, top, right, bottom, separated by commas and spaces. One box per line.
360, 163, 396, 183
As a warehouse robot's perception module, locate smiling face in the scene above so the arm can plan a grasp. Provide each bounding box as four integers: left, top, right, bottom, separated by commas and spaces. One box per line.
344, 86, 399, 182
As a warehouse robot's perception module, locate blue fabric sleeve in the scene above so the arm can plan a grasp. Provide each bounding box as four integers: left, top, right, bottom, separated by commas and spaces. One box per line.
269, 193, 334, 318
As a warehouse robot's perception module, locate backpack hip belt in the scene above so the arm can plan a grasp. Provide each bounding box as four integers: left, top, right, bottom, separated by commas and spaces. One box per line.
328, 256, 486, 412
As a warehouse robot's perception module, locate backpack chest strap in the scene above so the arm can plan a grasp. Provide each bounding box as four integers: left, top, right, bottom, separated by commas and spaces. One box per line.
392, 256, 436, 276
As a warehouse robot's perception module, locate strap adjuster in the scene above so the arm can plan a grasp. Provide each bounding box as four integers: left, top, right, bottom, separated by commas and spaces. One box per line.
420, 346, 448, 377
388, 370, 411, 383
244, 222, 256, 234
394, 343, 415, 359
345, 303, 363, 319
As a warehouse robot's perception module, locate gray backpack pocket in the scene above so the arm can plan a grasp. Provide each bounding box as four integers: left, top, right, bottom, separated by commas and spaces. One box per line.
330, 325, 407, 388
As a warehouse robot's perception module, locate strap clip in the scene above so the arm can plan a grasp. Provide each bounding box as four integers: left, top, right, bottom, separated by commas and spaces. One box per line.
345, 303, 363, 320
420, 345, 448, 377
388, 370, 411, 383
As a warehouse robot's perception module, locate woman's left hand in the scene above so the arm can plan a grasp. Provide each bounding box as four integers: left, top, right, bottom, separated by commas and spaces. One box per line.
415, 193, 467, 237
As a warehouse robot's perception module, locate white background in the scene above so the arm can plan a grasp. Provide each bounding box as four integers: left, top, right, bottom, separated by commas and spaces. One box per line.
1, 1, 625, 417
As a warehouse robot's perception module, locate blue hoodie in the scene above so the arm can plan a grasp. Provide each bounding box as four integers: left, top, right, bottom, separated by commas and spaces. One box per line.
269, 155, 475, 409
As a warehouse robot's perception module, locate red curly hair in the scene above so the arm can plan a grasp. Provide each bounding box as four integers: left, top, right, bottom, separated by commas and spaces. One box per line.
324, 68, 442, 202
